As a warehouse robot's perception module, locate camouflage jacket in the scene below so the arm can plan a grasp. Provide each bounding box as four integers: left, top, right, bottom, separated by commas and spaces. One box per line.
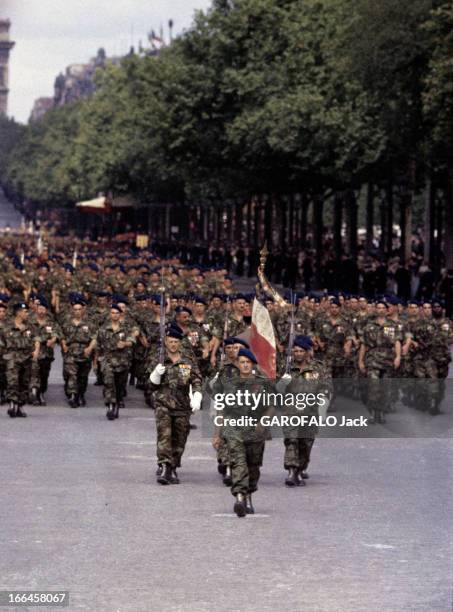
148, 352, 202, 413
61, 319, 97, 361
30, 317, 61, 360
96, 322, 136, 370
0, 322, 40, 363
360, 319, 401, 370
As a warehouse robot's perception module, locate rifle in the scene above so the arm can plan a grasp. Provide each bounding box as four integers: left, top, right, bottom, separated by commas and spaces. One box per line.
219, 297, 230, 367
158, 270, 166, 364
284, 291, 296, 375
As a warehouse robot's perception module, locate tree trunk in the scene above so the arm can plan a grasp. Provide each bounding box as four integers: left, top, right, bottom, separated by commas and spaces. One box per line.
313, 195, 324, 287
345, 188, 358, 258
254, 198, 261, 248
386, 180, 394, 255
445, 169, 453, 268
400, 161, 415, 264
246, 199, 252, 246
333, 191, 343, 260
288, 193, 294, 246
280, 196, 287, 249
235, 200, 243, 243
424, 176, 436, 266
365, 182, 374, 255
300, 193, 309, 248
264, 195, 272, 248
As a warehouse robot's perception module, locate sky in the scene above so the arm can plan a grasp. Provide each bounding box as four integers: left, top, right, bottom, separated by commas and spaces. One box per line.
2, 0, 212, 123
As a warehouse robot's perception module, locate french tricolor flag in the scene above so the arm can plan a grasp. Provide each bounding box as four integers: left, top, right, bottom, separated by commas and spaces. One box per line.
250, 298, 277, 380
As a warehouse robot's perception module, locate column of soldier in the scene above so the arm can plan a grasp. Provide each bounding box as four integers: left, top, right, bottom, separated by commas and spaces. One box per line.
0, 246, 451, 517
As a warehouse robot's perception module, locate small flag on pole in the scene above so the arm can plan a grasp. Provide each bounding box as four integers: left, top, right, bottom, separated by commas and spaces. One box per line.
72, 248, 78, 269
37, 233, 43, 255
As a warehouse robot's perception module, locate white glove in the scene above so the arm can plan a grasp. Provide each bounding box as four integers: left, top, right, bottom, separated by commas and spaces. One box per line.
208, 372, 219, 390
190, 391, 202, 412
276, 373, 292, 392
150, 363, 166, 385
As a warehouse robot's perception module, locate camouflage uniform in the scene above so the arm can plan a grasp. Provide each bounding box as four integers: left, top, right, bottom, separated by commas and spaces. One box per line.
410, 317, 443, 413
30, 318, 61, 396
316, 316, 353, 378
149, 353, 202, 468
281, 360, 331, 473
359, 319, 400, 421
61, 319, 96, 398
96, 322, 136, 405
0, 321, 39, 404
214, 373, 275, 497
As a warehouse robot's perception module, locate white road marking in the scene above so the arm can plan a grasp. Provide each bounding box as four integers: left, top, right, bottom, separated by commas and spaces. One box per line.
362, 543, 396, 550
212, 513, 270, 518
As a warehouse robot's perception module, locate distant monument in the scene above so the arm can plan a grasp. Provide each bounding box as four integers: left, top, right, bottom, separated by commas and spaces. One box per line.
0, 19, 15, 115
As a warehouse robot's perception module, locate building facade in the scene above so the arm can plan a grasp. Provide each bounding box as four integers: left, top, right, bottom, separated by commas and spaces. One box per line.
0, 19, 15, 115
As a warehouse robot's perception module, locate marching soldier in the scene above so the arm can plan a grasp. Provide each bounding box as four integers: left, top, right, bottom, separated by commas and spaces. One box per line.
208, 336, 250, 485
358, 300, 401, 423
1, 302, 40, 418
60, 299, 96, 408
277, 336, 331, 486
96, 303, 136, 420
212, 348, 275, 517
30, 297, 61, 406
148, 328, 203, 485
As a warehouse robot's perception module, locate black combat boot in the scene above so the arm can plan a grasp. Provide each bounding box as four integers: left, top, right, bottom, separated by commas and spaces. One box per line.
68, 394, 78, 408
217, 462, 227, 476
234, 493, 246, 517
157, 463, 173, 485
16, 404, 27, 418
245, 494, 255, 514
7, 401, 17, 418
285, 468, 300, 487
296, 469, 306, 486
300, 470, 309, 480
39, 393, 46, 406
189, 422, 197, 430
222, 466, 232, 487
171, 469, 180, 484
0, 390, 6, 405
78, 394, 86, 407
155, 464, 163, 476
114, 403, 120, 419
106, 403, 116, 420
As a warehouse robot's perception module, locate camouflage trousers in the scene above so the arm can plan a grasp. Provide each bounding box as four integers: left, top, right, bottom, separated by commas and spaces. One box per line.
101, 363, 128, 405
412, 358, 443, 413
0, 359, 6, 392
156, 406, 191, 468
216, 437, 230, 467
31, 357, 53, 393
365, 367, 395, 415
63, 356, 91, 397
6, 358, 32, 404
225, 431, 265, 496
283, 437, 315, 471
131, 345, 149, 386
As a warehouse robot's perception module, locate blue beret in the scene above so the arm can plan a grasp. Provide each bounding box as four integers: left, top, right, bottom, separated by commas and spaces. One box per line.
237, 348, 258, 364
88, 262, 99, 272
97, 291, 111, 298
407, 299, 419, 306
112, 294, 128, 305
166, 328, 183, 340
64, 263, 74, 273
111, 304, 122, 312
13, 302, 28, 312
37, 297, 49, 308
194, 296, 207, 306
330, 298, 341, 307
294, 336, 313, 351
134, 294, 147, 302
231, 337, 250, 349
0, 293, 10, 303
233, 293, 246, 301
38, 262, 50, 269
386, 295, 400, 306
175, 306, 192, 315
71, 299, 87, 307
